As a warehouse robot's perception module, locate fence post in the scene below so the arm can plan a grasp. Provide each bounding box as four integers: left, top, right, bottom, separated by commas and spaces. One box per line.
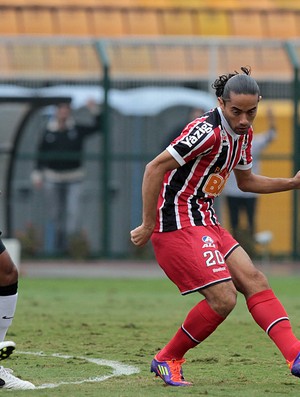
94, 40, 111, 258
284, 41, 300, 260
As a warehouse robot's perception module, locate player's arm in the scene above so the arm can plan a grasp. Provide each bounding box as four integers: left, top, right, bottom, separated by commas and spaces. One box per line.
130, 150, 180, 247
234, 168, 300, 194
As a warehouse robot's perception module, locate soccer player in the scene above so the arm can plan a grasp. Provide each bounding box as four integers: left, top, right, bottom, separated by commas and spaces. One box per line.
130, 66, 300, 386
0, 241, 35, 389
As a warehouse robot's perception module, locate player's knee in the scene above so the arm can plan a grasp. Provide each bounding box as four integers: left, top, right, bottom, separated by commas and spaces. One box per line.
218, 289, 237, 315
0, 251, 18, 285
252, 269, 269, 288
241, 268, 270, 297
206, 283, 237, 317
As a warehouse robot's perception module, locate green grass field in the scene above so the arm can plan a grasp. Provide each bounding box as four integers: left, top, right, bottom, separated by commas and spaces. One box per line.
5, 273, 300, 396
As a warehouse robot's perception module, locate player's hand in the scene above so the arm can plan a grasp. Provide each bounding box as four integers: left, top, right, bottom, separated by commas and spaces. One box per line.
130, 224, 154, 247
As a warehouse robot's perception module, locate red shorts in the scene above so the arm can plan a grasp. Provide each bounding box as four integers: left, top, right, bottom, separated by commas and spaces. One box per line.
151, 225, 239, 295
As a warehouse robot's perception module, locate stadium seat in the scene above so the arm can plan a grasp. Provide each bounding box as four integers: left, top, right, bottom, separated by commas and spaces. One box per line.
0, 8, 20, 35
272, 0, 300, 9
0, 43, 48, 79
0, 0, 26, 4
201, 0, 243, 9
78, 0, 133, 6
265, 11, 298, 39
161, 9, 194, 35
194, 10, 230, 36
138, 0, 207, 8
0, 45, 13, 77
154, 46, 188, 74
90, 9, 125, 37
258, 47, 292, 78
221, 46, 258, 77
126, 9, 162, 35
47, 45, 86, 77
22, 0, 98, 5
108, 45, 153, 76
21, 8, 55, 35
230, 10, 266, 37
56, 8, 90, 36
188, 45, 213, 78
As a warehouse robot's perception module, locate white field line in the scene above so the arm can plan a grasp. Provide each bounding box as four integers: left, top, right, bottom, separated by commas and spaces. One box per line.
17, 351, 140, 389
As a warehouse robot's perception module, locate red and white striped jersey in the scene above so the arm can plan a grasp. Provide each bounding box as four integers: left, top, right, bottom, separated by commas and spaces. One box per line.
155, 107, 253, 232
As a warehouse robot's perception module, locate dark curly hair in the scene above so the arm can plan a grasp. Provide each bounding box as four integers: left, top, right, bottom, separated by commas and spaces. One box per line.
211, 66, 260, 100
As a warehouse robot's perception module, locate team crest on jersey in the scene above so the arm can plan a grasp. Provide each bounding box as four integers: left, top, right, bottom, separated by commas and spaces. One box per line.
221, 128, 229, 146
202, 235, 215, 248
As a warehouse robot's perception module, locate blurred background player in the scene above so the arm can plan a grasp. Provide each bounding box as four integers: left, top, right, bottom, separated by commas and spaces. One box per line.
162, 107, 205, 149
31, 100, 102, 256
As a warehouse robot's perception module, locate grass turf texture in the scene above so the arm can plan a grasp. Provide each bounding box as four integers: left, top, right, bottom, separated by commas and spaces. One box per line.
5, 275, 300, 396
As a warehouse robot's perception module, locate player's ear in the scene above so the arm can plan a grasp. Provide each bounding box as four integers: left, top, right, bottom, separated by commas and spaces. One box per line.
217, 97, 225, 110
258, 95, 262, 102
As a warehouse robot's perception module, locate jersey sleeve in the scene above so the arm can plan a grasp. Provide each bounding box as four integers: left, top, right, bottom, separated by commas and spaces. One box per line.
166, 116, 216, 165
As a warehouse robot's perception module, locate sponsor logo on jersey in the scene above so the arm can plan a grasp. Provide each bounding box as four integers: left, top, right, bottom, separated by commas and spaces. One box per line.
202, 235, 215, 248
212, 266, 227, 273
181, 122, 213, 147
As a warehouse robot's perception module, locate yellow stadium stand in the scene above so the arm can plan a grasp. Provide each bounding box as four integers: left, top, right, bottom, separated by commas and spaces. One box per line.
0, 8, 20, 35
258, 46, 292, 79
110, 45, 154, 76
47, 45, 88, 78
21, 8, 55, 35
90, 8, 125, 37
56, 8, 90, 36
272, 0, 300, 9
126, 9, 162, 35
194, 10, 230, 36
230, 10, 266, 38
154, 45, 187, 74
188, 45, 214, 78
0, 2, 299, 40
20, 0, 98, 5
223, 46, 258, 75
0, 0, 25, 4
160, 9, 194, 35
0, 44, 13, 77
12, 45, 46, 76
265, 11, 299, 39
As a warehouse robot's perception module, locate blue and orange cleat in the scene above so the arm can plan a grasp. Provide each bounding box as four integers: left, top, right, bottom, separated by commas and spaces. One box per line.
150, 356, 192, 386
288, 352, 300, 377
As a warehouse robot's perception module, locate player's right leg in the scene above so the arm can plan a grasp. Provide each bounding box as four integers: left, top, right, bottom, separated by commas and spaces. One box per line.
0, 243, 35, 389
226, 244, 300, 378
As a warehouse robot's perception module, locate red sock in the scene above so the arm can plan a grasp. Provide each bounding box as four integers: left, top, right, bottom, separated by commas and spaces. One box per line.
156, 300, 224, 361
247, 289, 300, 362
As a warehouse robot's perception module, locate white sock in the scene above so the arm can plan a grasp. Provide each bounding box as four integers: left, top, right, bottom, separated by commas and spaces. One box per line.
0, 294, 18, 341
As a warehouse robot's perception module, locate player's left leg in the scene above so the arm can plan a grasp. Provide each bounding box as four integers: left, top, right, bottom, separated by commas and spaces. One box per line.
0, 242, 18, 354
226, 245, 300, 377
0, 240, 35, 389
